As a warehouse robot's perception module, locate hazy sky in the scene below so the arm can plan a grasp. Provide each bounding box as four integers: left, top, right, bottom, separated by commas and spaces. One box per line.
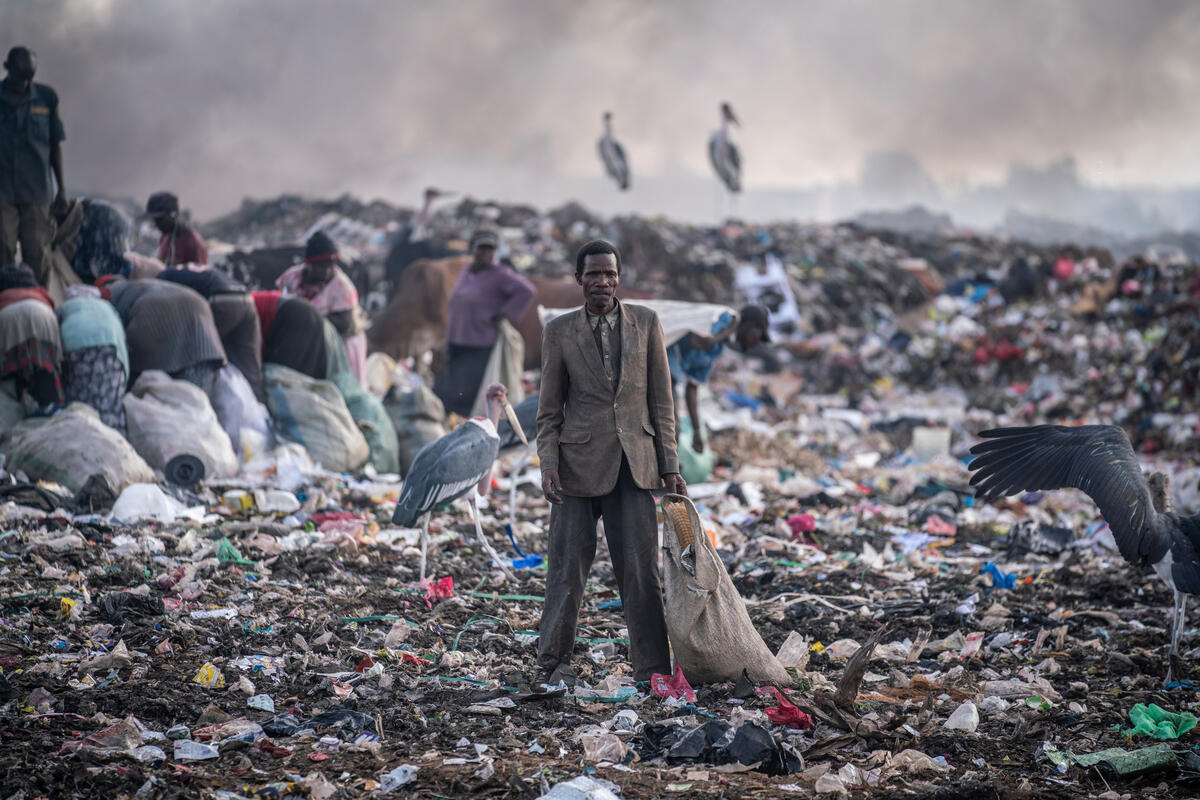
4, 0, 1200, 220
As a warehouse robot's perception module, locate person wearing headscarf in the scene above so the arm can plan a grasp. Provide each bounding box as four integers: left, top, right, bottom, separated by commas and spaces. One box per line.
101, 275, 226, 397
433, 228, 535, 417
73, 199, 133, 282
0, 262, 63, 414
57, 284, 128, 432
276, 231, 366, 383
151, 260, 264, 402
253, 290, 338, 380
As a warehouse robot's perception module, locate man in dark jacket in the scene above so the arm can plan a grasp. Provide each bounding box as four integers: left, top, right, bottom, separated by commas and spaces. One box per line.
536, 239, 686, 685
0, 47, 66, 285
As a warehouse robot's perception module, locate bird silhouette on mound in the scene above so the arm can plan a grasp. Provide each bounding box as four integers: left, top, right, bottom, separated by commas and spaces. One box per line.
969, 424, 1200, 685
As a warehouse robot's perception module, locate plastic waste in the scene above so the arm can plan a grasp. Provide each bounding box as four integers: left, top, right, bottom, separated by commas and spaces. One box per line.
537, 775, 625, 800
380, 764, 419, 792
651, 665, 696, 702
757, 686, 814, 730
943, 700, 980, 732
110, 483, 203, 524
173, 739, 219, 761
1124, 703, 1198, 739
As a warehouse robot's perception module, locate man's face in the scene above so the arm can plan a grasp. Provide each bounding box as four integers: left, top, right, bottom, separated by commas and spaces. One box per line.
736, 322, 764, 351
152, 214, 175, 235
472, 243, 496, 268
5, 52, 35, 85
579, 253, 619, 312
305, 261, 334, 285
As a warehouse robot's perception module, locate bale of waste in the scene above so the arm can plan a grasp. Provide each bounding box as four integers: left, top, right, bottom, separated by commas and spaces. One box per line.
384, 383, 446, 476
330, 371, 400, 475
661, 494, 793, 685
3, 403, 155, 493
124, 370, 238, 481
265, 364, 369, 473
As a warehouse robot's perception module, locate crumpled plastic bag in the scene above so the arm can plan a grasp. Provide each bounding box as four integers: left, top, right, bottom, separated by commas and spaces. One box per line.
757, 686, 814, 730
651, 665, 696, 702
1124, 703, 1198, 740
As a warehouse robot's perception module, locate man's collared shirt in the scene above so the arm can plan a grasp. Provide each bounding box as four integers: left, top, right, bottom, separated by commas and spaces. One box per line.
0, 81, 65, 205
586, 299, 621, 389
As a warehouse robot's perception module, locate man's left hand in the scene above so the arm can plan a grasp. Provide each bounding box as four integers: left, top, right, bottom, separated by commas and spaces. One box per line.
52, 190, 68, 218
663, 472, 687, 496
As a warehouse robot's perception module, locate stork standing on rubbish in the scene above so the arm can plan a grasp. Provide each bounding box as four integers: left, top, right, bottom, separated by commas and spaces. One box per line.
598, 111, 631, 191
709, 102, 742, 195
393, 382, 526, 583
968, 424, 1200, 684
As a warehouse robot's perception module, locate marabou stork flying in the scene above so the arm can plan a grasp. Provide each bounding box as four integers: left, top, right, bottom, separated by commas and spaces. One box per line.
393, 382, 527, 583
598, 111, 631, 191
968, 424, 1200, 684
709, 102, 742, 194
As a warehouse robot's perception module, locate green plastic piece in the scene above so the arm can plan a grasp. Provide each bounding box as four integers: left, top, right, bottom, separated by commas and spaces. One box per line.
1124, 703, 1198, 740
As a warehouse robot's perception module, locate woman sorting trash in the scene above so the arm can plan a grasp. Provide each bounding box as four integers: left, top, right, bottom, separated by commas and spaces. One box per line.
57, 284, 129, 433
433, 229, 535, 417
253, 290, 342, 380
0, 263, 64, 416
276, 232, 367, 384
149, 262, 265, 402
100, 276, 226, 397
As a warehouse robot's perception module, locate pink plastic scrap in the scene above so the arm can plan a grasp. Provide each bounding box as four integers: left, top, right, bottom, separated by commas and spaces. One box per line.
787, 513, 817, 539
651, 665, 697, 702
923, 516, 957, 536
421, 576, 454, 607
757, 686, 815, 730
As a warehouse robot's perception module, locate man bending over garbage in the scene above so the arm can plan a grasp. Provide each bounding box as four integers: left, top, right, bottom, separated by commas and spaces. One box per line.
536, 239, 686, 686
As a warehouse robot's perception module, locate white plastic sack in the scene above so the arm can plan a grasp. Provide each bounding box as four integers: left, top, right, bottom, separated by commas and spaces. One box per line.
661, 494, 793, 685
264, 364, 369, 474
2, 403, 155, 493
539, 300, 737, 347
124, 370, 238, 481
110, 483, 204, 524
210, 364, 274, 459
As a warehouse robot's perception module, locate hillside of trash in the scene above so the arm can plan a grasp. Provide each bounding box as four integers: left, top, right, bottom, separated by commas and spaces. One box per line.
3, 195, 1200, 799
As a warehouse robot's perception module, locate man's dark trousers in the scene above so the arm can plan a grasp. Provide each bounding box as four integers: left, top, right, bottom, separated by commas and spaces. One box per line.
538, 457, 671, 681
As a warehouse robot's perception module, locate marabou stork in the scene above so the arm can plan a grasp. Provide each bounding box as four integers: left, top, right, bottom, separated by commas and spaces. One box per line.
393, 382, 527, 582
709, 102, 742, 194
969, 424, 1200, 684
598, 112, 631, 191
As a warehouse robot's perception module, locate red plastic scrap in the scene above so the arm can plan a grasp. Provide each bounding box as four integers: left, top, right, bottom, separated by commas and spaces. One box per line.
651, 665, 696, 702
355, 655, 375, 673
400, 651, 431, 666
421, 576, 454, 607
757, 686, 814, 730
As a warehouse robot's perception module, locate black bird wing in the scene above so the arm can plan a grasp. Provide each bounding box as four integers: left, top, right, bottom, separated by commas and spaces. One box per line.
969, 425, 1168, 565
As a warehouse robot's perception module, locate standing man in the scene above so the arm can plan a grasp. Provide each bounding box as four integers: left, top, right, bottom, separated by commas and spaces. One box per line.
536, 239, 686, 685
145, 191, 208, 267
0, 46, 66, 285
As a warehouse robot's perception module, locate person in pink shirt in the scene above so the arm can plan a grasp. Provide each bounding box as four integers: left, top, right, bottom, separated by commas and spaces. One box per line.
276, 231, 366, 383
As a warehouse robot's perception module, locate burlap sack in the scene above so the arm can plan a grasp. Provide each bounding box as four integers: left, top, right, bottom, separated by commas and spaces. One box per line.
661, 494, 793, 685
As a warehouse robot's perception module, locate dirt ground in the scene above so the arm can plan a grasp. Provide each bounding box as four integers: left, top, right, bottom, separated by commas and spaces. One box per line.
2, 443, 1199, 800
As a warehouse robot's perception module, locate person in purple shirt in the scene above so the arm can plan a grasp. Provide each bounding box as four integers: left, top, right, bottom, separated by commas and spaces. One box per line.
433, 228, 535, 416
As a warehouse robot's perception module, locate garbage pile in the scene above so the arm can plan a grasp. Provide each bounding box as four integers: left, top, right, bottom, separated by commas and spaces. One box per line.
3, 196, 1200, 798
